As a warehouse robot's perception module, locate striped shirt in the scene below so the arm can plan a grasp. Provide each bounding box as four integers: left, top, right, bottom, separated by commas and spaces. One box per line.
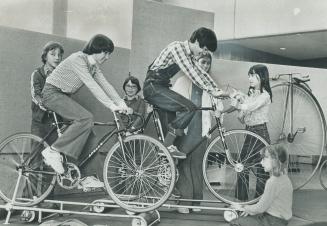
150, 40, 219, 95
46, 51, 126, 110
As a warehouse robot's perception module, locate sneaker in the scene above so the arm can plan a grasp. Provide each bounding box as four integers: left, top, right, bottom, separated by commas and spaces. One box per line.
192, 208, 202, 212
177, 207, 190, 214
78, 176, 104, 190
167, 145, 186, 159
42, 147, 65, 174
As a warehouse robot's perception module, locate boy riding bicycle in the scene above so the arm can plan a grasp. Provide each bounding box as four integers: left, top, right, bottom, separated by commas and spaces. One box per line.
143, 27, 224, 159
40, 34, 132, 190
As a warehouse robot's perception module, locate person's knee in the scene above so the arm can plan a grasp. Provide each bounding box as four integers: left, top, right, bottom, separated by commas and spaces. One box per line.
76, 113, 94, 127
184, 102, 197, 113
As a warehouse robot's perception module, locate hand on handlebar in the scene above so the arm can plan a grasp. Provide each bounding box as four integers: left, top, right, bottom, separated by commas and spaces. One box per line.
112, 105, 133, 115
211, 89, 227, 98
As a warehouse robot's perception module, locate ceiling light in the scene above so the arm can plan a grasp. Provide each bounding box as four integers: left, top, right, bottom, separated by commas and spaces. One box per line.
293, 8, 301, 15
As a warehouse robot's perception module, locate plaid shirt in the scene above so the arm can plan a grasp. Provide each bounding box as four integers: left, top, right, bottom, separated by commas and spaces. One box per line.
150, 40, 219, 95
46, 51, 126, 110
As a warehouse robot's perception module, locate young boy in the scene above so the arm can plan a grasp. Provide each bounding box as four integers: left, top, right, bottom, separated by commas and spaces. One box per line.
143, 27, 223, 159
41, 34, 132, 189
31, 41, 64, 145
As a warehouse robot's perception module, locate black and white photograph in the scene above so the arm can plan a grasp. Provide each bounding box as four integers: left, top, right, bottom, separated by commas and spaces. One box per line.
0, 0, 327, 225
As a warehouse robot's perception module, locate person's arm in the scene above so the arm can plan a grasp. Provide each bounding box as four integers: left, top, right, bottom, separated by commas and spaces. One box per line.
243, 178, 275, 215
237, 92, 270, 112
93, 69, 127, 109
70, 56, 121, 111
170, 43, 221, 96
31, 69, 46, 109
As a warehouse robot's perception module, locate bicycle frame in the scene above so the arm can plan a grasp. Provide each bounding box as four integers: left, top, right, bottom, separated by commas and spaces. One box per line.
144, 100, 237, 166
24, 112, 128, 176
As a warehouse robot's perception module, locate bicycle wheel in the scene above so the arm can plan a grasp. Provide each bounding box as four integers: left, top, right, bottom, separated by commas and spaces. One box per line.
319, 160, 327, 190
0, 133, 56, 206
103, 134, 175, 213
268, 83, 326, 190
203, 130, 269, 204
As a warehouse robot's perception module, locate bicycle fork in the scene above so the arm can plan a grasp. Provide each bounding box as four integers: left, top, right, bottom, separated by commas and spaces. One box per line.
280, 76, 306, 143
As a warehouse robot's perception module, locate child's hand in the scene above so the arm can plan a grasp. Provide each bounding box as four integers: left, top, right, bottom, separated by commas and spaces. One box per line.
211, 89, 225, 98
230, 97, 239, 107
146, 105, 153, 113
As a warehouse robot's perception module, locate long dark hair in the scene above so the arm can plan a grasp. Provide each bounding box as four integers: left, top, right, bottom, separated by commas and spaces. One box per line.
248, 64, 272, 102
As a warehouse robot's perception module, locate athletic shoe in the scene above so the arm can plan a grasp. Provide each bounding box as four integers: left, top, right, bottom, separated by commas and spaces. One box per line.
42, 147, 64, 174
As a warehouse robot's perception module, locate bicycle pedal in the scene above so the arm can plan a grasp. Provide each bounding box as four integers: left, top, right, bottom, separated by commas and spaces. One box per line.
297, 127, 306, 133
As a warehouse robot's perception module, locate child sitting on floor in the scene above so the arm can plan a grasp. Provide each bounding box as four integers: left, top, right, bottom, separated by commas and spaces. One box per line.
230, 144, 293, 226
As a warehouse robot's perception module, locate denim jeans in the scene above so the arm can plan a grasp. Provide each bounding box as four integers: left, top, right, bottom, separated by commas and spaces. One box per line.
143, 81, 196, 133
235, 123, 270, 201
42, 83, 94, 160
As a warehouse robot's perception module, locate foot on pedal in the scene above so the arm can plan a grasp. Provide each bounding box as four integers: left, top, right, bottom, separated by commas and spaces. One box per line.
167, 145, 186, 159
42, 147, 65, 174
78, 176, 104, 192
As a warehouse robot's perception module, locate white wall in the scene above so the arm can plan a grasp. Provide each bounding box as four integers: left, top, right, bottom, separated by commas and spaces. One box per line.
163, 0, 327, 40
0, 0, 133, 49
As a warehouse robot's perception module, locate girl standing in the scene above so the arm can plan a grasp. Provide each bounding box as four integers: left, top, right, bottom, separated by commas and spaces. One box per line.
230, 145, 293, 226
227, 64, 272, 201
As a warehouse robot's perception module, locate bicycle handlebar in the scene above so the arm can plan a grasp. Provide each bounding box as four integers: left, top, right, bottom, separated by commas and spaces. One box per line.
113, 111, 145, 134
272, 73, 302, 81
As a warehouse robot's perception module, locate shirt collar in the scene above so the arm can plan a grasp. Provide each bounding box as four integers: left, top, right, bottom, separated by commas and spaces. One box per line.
183, 40, 192, 55
124, 95, 139, 101
87, 55, 97, 65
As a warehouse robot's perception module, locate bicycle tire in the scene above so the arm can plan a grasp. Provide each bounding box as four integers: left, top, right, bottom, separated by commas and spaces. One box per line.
0, 133, 56, 206
319, 160, 327, 190
103, 134, 175, 213
268, 83, 326, 190
203, 129, 269, 205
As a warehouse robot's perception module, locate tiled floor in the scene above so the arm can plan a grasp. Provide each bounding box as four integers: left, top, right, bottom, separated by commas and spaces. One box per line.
1, 188, 327, 226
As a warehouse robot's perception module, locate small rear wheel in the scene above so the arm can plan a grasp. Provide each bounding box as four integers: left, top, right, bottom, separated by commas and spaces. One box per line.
20, 210, 36, 222
103, 134, 175, 213
92, 202, 105, 213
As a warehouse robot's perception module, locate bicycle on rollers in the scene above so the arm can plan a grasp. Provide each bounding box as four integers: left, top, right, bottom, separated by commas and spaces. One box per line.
127, 96, 270, 206
0, 110, 177, 215
267, 73, 326, 190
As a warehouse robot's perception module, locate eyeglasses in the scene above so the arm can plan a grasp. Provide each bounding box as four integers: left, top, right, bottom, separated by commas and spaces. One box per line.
125, 84, 138, 89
